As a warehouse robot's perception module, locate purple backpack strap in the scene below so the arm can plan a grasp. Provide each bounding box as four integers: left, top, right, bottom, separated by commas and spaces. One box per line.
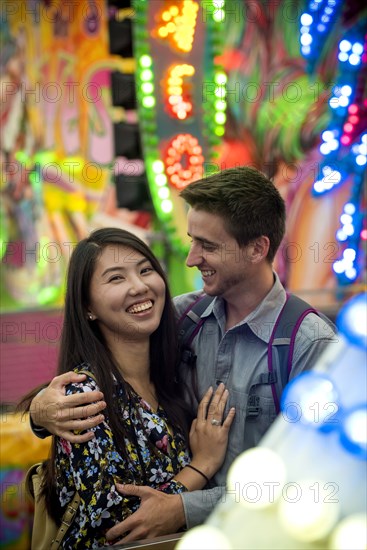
268, 293, 319, 414
287, 307, 317, 378
177, 293, 206, 325
178, 293, 214, 354
267, 296, 289, 414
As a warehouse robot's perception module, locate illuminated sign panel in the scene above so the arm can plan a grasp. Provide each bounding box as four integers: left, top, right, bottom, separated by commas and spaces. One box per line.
133, 0, 226, 255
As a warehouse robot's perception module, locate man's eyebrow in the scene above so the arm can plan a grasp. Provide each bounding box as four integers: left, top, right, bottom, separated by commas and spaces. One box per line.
187, 233, 218, 246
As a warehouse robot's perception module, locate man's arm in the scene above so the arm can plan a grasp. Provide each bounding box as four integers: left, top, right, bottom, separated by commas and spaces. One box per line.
105, 484, 226, 543
30, 372, 106, 443
180, 485, 225, 528
105, 384, 234, 542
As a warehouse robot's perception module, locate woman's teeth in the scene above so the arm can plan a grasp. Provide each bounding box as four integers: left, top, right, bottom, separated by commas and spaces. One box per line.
127, 300, 153, 313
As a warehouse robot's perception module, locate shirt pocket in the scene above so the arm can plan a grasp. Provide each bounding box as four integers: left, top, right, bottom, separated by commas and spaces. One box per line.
228, 387, 278, 457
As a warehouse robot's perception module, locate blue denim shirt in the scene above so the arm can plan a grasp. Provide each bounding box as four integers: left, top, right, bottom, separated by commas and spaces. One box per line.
173, 273, 337, 528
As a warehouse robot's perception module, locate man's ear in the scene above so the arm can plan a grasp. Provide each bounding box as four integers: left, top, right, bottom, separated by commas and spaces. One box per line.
248, 236, 270, 263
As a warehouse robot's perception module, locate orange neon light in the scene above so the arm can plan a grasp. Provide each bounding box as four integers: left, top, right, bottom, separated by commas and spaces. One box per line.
164, 133, 204, 189
156, 1, 199, 53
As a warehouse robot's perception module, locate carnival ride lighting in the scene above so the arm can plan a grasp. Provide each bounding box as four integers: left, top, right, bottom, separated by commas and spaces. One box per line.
165, 64, 195, 120
157, 1, 198, 53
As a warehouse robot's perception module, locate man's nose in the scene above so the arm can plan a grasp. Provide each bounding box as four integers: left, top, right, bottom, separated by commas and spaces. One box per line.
186, 244, 202, 267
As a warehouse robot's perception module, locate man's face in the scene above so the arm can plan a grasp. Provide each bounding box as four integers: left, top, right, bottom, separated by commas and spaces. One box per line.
186, 208, 252, 299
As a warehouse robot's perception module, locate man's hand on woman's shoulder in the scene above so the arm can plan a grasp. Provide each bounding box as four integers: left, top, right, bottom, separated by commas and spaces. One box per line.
30, 372, 106, 443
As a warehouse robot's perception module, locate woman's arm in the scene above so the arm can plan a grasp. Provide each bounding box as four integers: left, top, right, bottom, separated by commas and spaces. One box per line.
56, 377, 129, 547
105, 385, 235, 544
164, 384, 235, 491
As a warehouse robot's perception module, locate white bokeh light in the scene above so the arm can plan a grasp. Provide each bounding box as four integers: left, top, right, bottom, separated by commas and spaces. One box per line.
278, 479, 340, 542
176, 525, 232, 549
227, 448, 286, 509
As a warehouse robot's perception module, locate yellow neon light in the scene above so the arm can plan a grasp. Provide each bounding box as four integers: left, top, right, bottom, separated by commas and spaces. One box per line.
156, 1, 199, 53
165, 64, 195, 120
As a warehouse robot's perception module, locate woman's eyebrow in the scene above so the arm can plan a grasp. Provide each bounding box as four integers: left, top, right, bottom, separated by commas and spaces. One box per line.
101, 258, 149, 277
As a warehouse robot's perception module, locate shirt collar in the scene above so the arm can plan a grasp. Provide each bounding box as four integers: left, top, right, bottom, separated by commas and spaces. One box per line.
201, 272, 286, 343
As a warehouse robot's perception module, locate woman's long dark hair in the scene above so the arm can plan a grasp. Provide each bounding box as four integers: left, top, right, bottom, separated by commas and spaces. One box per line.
18, 228, 191, 522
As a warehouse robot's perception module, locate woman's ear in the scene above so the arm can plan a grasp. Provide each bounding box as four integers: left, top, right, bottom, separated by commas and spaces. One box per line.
87, 312, 96, 321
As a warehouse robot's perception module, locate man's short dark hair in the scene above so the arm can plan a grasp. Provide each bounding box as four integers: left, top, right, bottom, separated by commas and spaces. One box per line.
180, 166, 286, 262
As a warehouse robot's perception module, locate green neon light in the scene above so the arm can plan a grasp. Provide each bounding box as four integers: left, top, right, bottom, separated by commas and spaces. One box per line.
133, 0, 226, 258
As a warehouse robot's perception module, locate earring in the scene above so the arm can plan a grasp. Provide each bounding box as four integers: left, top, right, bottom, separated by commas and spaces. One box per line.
88, 314, 94, 320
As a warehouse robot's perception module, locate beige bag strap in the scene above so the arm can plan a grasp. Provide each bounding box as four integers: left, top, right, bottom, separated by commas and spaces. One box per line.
50, 492, 81, 549
78, 368, 97, 382
50, 369, 96, 546
26, 462, 81, 548
25, 369, 96, 548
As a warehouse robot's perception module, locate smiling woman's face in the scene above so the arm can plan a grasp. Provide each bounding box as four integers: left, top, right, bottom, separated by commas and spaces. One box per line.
88, 244, 166, 345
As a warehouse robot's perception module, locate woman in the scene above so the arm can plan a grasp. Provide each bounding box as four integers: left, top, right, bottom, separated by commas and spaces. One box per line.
19, 228, 234, 548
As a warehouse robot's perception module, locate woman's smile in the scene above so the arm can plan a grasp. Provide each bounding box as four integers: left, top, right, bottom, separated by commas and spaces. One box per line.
126, 300, 154, 315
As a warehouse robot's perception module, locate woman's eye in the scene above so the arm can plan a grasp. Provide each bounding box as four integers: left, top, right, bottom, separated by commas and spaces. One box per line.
141, 267, 153, 274
108, 275, 123, 282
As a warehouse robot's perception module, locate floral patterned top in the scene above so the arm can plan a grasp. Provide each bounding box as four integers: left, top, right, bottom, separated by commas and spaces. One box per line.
55, 367, 190, 549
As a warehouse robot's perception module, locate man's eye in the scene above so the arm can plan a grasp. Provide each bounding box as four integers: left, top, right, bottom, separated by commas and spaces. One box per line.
202, 243, 216, 251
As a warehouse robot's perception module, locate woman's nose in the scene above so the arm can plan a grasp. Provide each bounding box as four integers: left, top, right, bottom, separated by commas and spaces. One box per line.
128, 277, 149, 295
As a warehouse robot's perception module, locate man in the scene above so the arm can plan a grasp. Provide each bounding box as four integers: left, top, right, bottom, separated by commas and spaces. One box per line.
29, 166, 336, 543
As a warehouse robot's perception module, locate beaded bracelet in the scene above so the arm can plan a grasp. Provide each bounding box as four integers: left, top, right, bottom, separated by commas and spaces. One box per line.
186, 464, 210, 484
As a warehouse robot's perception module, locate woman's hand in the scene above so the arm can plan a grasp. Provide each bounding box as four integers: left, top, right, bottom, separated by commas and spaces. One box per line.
189, 384, 235, 479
